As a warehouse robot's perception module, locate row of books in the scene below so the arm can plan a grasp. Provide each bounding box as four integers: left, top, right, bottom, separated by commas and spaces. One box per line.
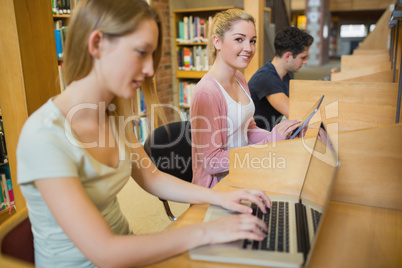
177, 46, 209, 71
0, 116, 16, 214
0, 118, 8, 164
51, 0, 76, 15
179, 82, 197, 107
0, 166, 16, 214
176, 15, 213, 44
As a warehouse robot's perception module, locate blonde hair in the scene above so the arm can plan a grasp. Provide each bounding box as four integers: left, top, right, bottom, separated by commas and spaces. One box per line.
64, 0, 165, 147
207, 8, 255, 64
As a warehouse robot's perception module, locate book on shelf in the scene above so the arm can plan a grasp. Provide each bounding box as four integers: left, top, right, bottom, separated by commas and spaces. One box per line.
0, 118, 8, 164
183, 16, 189, 43
0, 179, 6, 212
0, 167, 16, 213
193, 46, 202, 71
58, 63, 66, 91
193, 16, 199, 42
189, 15, 194, 43
179, 82, 184, 106
139, 117, 150, 144
176, 21, 185, 42
180, 108, 190, 121
183, 47, 191, 70
200, 19, 207, 41
54, 20, 68, 59
54, 29, 63, 59
133, 88, 148, 144
137, 88, 146, 115
177, 48, 184, 70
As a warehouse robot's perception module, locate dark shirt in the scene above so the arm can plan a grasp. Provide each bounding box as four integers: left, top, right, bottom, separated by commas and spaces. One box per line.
248, 61, 293, 131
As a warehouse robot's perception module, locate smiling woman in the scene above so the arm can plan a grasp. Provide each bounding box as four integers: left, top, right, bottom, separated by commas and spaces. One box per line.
190, 8, 301, 188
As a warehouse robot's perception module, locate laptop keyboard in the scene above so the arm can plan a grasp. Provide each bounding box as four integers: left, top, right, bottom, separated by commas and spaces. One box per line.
310, 208, 322, 233
242, 201, 290, 252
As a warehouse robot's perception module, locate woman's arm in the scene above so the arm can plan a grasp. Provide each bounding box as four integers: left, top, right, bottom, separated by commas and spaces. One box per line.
236, 72, 300, 144
35, 177, 268, 267
130, 133, 270, 214
190, 81, 231, 176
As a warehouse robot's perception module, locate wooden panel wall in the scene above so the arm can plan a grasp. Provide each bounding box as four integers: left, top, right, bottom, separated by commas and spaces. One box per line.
0, 0, 59, 223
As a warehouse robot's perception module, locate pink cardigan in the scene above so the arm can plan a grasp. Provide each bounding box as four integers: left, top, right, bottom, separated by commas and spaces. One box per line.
190, 71, 285, 188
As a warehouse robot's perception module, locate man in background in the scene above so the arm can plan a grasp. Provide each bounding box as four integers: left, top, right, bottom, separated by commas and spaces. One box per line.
249, 26, 314, 131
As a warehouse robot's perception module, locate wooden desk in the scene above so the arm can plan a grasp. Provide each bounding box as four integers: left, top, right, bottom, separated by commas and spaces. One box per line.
307, 201, 402, 268
142, 177, 402, 268
144, 124, 402, 268
288, 80, 399, 132
331, 61, 393, 83
2, 125, 400, 267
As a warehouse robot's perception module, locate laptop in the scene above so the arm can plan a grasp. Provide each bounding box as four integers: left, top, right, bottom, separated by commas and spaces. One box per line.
289, 95, 325, 139
189, 122, 339, 268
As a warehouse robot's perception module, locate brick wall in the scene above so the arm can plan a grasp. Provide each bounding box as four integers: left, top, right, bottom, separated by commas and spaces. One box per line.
152, 0, 175, 123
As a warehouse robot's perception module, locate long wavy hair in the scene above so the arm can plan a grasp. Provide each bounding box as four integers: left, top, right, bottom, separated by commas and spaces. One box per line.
63, 0, 166, 149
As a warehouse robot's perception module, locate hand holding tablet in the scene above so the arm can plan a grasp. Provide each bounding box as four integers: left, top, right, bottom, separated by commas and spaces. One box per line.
289, 95, 325, 140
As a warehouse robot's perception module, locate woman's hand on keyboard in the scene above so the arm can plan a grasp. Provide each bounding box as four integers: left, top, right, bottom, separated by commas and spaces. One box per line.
201, 214, 267, 244
211, 188, 271, 214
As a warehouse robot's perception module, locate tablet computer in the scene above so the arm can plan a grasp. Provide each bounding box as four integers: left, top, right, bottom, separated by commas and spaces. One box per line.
289, 95, 325, 139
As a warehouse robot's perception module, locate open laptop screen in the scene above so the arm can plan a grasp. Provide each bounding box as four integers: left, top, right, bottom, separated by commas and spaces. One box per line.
299, 123, 339, 207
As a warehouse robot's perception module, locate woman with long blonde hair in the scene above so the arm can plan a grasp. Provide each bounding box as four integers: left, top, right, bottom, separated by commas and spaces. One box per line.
17, 1, 272, 267
191, 9, 301, 188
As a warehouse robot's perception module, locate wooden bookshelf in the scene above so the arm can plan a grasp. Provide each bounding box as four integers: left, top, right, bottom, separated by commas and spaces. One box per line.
172, 6, 237, 120
0, 0, 60, 224
172, 1, 268, 119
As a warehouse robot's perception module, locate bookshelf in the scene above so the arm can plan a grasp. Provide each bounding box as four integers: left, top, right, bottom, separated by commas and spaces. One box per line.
173, 6, 237, 120
52, 1, 78, 92
0, 0, 60, 223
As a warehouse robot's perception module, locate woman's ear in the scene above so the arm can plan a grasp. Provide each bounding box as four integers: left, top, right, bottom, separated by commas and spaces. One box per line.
213, 35, 222, 51
88, 30, 104, 58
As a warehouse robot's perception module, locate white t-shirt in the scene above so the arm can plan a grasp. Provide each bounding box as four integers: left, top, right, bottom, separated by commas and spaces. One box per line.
215, 79, 255, 150
17, 99, 131, 268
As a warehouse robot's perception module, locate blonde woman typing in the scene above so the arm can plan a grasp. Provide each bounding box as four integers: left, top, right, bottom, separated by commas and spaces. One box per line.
17, 1, 273, 267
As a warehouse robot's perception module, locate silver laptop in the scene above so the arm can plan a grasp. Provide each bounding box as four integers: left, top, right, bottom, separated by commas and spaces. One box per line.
189, 122, 339, 268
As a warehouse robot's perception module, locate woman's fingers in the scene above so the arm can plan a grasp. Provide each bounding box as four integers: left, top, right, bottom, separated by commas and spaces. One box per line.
238, 214, 268, 233
226, 189, 271, 214
275, 119, 301, 139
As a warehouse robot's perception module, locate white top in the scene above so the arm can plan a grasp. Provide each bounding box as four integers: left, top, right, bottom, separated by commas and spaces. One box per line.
215, 79, 255, 150
17, 99, 131, 268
